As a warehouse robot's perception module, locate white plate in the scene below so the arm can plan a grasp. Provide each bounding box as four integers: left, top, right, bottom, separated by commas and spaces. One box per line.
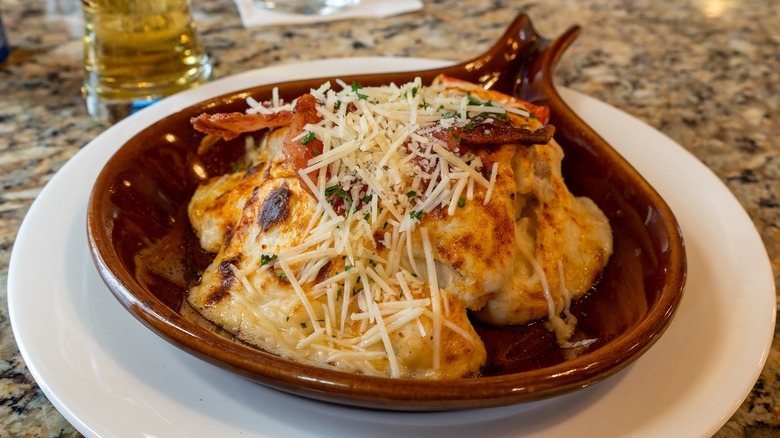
8, 58, 775, 438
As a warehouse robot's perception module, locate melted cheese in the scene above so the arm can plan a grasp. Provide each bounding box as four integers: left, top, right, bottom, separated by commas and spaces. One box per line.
186, 76, 612, 379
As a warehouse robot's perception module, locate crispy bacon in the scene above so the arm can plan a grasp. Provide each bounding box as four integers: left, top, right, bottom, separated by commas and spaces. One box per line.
455, 123, 555, 146
191, 111, 293, 141
190, 87, 554, 200
437, 75, 551, 124
282, 94, 323, 191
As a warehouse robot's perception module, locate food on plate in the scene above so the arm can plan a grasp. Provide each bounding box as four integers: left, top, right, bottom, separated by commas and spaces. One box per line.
185, 75, 613, 379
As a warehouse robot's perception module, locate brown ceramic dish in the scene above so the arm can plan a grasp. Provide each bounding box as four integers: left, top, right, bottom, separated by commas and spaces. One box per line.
87, 14, 686, 411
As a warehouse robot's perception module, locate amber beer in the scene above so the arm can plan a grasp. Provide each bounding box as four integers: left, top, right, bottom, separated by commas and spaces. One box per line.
82, 0, 211, 121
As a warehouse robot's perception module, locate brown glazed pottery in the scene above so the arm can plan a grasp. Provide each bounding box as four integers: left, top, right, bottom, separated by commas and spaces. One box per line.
86, 13, 686, 411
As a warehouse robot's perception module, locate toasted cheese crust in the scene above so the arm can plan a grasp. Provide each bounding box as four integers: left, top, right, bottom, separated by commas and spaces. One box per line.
476, 139, 613, 333
188, 130, 485, 378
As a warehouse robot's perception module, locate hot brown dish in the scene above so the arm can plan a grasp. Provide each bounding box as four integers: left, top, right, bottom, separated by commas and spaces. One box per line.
184, 76, 612, 379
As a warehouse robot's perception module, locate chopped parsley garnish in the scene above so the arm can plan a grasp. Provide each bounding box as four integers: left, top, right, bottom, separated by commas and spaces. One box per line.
467, 93, 493, 107
406, 190, 417, 200
344, 264, 353, 272
337, 191, 352, 204
275, 272, 287, 279
259, 254, 278, 267
457, 197, 466, 208
300, 322, 307, 329
351, 82, 369, 100
368, 259, 377, 268
300, 131, 316, 145
409, 210, 423, 220
324, 185, 352, 205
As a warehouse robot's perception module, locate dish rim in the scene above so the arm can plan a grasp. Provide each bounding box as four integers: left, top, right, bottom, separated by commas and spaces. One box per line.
85, 14, 687, 410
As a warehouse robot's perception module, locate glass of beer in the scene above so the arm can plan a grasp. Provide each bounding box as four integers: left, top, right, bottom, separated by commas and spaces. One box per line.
82, 0, 212, 122
254, 0, 360, 16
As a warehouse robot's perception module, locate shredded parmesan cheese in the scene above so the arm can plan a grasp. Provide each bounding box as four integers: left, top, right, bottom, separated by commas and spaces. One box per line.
251, 78, 526, 375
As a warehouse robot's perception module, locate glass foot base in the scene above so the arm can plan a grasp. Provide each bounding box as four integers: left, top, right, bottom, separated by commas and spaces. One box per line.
84, 95, 159, 124
254, 0, 360, 16
83, 63, 213, 124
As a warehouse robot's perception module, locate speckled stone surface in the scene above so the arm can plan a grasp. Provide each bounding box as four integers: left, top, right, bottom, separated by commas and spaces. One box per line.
1, 0, 777, 436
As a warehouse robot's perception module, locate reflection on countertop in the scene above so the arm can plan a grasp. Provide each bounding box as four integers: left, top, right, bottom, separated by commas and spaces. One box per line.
0, 0, 777, 436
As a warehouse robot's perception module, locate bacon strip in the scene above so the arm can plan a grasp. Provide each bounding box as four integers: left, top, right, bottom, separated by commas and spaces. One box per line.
437, 75, 551, 124
455, 123, 555, 146
282, 94, 324, 193
191, 111, 293, 141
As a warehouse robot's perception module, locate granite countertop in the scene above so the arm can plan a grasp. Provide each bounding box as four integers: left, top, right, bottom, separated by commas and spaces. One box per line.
1, 0, 777, 436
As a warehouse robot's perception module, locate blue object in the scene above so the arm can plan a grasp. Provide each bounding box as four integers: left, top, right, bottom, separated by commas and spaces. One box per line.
0, 11, 8, 63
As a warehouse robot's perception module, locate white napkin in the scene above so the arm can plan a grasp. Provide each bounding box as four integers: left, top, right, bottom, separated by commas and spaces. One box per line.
234, 0, 423, 28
